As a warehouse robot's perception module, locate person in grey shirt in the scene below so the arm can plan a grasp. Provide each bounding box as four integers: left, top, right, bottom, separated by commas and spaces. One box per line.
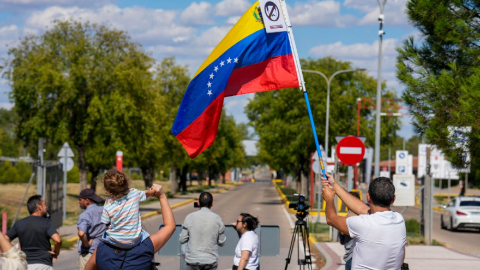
337, 191, 361, 270
77, 189, 106, 270
180, 192, 226, 270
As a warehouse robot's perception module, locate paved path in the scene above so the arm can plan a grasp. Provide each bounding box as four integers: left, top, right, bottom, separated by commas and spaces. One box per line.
317, 241, 480, 270
52, 180, 310, 270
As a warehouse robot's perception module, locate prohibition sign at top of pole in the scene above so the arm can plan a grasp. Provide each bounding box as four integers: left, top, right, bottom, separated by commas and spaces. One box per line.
264, 1, 280, 21
336, 136, 365, 165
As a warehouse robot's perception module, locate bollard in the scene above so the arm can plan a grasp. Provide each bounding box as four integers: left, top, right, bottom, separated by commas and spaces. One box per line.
2, 212, 7, 234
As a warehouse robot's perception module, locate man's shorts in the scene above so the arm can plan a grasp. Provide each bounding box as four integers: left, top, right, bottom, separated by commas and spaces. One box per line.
96, 237, 154, 270
78, 252, 91, 270
186, 261, 218, 270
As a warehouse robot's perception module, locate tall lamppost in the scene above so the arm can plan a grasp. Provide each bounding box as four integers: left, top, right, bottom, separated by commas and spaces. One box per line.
303, 68, 366, 157
374, 0, 387, 178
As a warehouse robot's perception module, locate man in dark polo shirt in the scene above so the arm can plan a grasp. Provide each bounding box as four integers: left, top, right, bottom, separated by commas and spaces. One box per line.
77, 189, 106, 270
6, 195, 62, 270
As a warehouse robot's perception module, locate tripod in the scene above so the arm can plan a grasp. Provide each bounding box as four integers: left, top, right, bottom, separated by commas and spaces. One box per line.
285, 215, 312, 270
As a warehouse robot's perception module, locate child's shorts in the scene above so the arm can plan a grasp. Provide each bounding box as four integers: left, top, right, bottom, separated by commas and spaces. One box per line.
101, 229, 150, 249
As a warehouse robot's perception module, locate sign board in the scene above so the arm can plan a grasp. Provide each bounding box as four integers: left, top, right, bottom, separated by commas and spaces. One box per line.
430, 147, 459, 179
59, 157, 74, 172
57, 142, 74, 157
393, 174, 415, 206
379, 171, 390, 178
417, 144, 429, 178
407, 154, 413, 175
395, 150, 408, 174
259, 0, 288, 33
335, 136, 365, 165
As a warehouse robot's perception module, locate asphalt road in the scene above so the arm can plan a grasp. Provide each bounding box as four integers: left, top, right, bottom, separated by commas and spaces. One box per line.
53, 178, 311, 270
391, 205, 480, 257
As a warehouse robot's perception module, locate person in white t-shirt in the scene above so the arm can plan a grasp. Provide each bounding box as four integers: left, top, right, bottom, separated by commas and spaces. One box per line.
231, 213, 259, 270
321, 173, 406, 270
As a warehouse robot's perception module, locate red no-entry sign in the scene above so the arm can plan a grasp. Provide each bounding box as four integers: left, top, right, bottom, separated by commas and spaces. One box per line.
336, 136, 365, 165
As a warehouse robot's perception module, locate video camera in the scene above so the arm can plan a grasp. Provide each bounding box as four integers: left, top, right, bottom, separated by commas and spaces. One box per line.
288, 194, 309, 220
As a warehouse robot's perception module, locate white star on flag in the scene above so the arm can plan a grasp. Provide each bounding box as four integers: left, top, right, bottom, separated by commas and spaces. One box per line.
227, 57, 232, 64
207, 82, 212, 87
207, 90, 212, 96
220, 61, 225, 67
234, 58, 238, 63
214, 66, 218, 72
209, 73, 214, 79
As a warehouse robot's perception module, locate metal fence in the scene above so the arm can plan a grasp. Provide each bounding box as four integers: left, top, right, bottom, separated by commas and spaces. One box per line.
45, 164, 64, 228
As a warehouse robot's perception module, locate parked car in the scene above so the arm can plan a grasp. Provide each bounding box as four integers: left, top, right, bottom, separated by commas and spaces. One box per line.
441, 196, 480, 231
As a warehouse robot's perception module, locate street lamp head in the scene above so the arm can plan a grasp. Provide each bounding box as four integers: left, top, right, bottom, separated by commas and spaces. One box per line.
356, 68, 367, 71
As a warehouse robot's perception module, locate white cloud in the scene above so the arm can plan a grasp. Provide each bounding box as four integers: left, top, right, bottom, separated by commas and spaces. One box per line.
0, 25, 20, 55
309, 39, 398, 59
344, 0, 411, 28
0, 0, 114, 9
214, 0, 250, 17
180, 2, 215, 26
26, 5, 196, 46
288, 0, 356, 27
224, 94, 254, 124
226, 16, 241, 25
0, 102, 14, 110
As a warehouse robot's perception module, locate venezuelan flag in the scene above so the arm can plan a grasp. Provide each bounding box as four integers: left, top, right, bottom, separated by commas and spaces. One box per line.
172, 1, 299, 158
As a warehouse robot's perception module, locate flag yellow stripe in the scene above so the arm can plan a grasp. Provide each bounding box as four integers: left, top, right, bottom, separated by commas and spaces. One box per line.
193, 1, 265, 78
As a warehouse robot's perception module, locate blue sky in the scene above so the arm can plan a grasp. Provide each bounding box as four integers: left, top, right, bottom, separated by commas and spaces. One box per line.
0, 0, 417, 139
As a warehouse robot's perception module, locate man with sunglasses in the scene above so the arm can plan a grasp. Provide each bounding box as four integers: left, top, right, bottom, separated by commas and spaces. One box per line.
77, 189, 106, 270
180, 192, 226, 270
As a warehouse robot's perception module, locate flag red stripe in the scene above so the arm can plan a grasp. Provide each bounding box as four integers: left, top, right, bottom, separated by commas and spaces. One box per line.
176, 92, 225, 158
224, 54, 299, 97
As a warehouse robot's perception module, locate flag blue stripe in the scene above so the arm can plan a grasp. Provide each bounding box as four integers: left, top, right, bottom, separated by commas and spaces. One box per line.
172, 30, 292, 136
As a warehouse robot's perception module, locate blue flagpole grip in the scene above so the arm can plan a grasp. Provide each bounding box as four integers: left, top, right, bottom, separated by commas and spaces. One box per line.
303, 91, 327, 179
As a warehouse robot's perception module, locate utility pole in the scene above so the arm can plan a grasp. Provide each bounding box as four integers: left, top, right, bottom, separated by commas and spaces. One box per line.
424, 147, 433, 245
37, 138, 45, 196
374, 0, 387, 178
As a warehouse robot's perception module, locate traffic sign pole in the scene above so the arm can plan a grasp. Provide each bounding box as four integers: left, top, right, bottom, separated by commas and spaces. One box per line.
63, 147, 67, 221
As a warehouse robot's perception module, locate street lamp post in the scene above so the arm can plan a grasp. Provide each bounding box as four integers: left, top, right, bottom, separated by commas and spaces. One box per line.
303, 68, 366, 157
374, 0, 387, 178
304, 68, 365, 222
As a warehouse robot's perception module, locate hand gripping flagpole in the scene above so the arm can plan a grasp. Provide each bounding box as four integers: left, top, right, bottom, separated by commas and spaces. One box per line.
279, 0, 327, 180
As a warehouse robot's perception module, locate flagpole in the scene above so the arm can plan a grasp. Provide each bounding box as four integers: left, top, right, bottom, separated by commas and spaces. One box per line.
280, 0, 327, 180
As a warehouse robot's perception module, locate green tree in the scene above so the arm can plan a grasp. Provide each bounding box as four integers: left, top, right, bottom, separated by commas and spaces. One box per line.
0, 109, 22, 157
4, 20, 155, 190
246, 57, 400, 192
154, 57, 191, 192
0, 160, 20, 183
397, 0, 480, 186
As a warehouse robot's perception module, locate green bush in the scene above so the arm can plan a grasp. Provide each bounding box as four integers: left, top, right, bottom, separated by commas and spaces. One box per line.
67, 165, 79, 183
405, 218, 420, 234
0, 160, 20, 183
16, 161, 32, 183
131, 172, 142, 180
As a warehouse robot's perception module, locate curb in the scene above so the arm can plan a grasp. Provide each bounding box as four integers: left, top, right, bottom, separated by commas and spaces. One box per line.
65, 184, 238, 244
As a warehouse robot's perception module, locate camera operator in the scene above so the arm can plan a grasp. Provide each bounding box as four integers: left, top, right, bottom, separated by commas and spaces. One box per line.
179, 192, 226, 270
321, 173, 406, 270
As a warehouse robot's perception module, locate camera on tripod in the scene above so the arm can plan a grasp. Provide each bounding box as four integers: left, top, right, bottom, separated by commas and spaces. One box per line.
288, 194, 309, 220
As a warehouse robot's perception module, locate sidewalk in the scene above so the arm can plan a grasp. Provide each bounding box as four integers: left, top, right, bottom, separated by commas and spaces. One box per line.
315, 241, 480, 270
58, 183, 239, 242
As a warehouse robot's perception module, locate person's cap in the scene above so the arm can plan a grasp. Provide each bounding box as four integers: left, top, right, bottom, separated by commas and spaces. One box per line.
79, 189, 103, 202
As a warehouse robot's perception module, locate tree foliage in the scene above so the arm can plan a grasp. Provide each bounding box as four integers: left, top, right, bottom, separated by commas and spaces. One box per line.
4, 20, 156, 190
246, 57, 400, 187
397, 0, 480, 185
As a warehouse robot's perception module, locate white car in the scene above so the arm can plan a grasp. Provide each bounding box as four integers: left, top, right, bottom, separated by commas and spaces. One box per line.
441, 196, 480, 231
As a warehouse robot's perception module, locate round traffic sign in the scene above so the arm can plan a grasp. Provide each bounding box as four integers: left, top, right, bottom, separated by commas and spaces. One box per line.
59, 157, 74, 171
336, 136, 365, 165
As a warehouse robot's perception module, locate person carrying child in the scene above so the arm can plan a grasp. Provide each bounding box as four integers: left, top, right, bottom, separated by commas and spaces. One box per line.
100, 169, 155, 249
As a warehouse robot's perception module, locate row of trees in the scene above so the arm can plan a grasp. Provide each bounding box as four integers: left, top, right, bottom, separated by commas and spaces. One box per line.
2, 20, 246, 191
